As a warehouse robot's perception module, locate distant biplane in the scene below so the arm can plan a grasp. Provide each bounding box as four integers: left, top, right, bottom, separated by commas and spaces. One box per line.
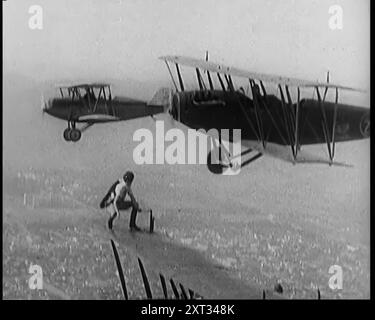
42, 83, 166, 141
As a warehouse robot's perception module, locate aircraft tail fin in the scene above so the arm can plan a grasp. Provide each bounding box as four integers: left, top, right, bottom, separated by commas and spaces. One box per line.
147, 87, 173, 112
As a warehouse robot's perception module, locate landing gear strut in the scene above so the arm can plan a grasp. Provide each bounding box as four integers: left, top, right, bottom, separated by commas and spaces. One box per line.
63, 121, 82, 142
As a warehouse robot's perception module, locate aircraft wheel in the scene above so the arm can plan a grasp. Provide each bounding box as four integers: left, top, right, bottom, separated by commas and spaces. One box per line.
70, 129, 81, 142
63, 128, 71, 141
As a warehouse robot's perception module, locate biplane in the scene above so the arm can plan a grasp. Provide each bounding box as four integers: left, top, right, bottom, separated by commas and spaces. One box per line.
157, 55, 369, 167
43, 56, 369, 168
41, 83, 166, 141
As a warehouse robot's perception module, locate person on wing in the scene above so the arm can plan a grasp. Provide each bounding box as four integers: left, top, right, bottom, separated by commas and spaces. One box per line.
99, 171, 141, 231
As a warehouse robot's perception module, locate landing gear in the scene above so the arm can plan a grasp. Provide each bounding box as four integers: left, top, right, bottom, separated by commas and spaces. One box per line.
63, 128, 71, 141
69, 129, 82, 142
63, 122, 82, 142
206, 136, 239, 174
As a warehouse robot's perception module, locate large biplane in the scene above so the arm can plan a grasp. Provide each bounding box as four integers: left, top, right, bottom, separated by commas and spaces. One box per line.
42, 83, 167, 141
157, 54, 369, 167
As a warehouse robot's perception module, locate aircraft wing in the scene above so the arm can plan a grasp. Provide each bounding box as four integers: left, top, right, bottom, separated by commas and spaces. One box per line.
159, 55, 364, 92
55, 83, 111, 89
78, 114, 120, 123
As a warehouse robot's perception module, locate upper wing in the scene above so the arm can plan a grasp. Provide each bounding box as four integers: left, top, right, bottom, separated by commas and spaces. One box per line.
159, 55, 364, 92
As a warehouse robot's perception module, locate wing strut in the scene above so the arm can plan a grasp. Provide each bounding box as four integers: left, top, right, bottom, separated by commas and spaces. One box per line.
278, 85, 296, 161
294, 87, 301, 159
249, 79, 266, 148
285, 86, 296, 128
195, 68, 206, 91
207, 70, 214, 90
92, 87, 101, 113
232, 85, 262, 144
175, 63, 185, 92
316, 87, 338, 164
228, 75, 235, 91
217, 73, 226, 91
102, 86, 109, 115
224, 74, 234, 91
204, 51, 214, 90
316, 87, 332, 162
332, 87, 338, 160
165, 61, 179, 91
259, 81, 289, 146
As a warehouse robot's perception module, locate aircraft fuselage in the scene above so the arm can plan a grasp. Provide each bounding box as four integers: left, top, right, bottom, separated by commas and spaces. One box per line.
169, 90, 370, 146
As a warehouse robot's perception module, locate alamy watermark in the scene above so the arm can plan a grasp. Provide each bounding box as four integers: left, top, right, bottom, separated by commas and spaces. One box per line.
28, 5, 43, 30
28, 264, 43, 290
328, 265, 343, 290
328, 5, 343, 30
133, 120, 242, 175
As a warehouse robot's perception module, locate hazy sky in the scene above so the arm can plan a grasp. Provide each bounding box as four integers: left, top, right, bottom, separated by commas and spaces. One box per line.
3, 0, 370, 104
